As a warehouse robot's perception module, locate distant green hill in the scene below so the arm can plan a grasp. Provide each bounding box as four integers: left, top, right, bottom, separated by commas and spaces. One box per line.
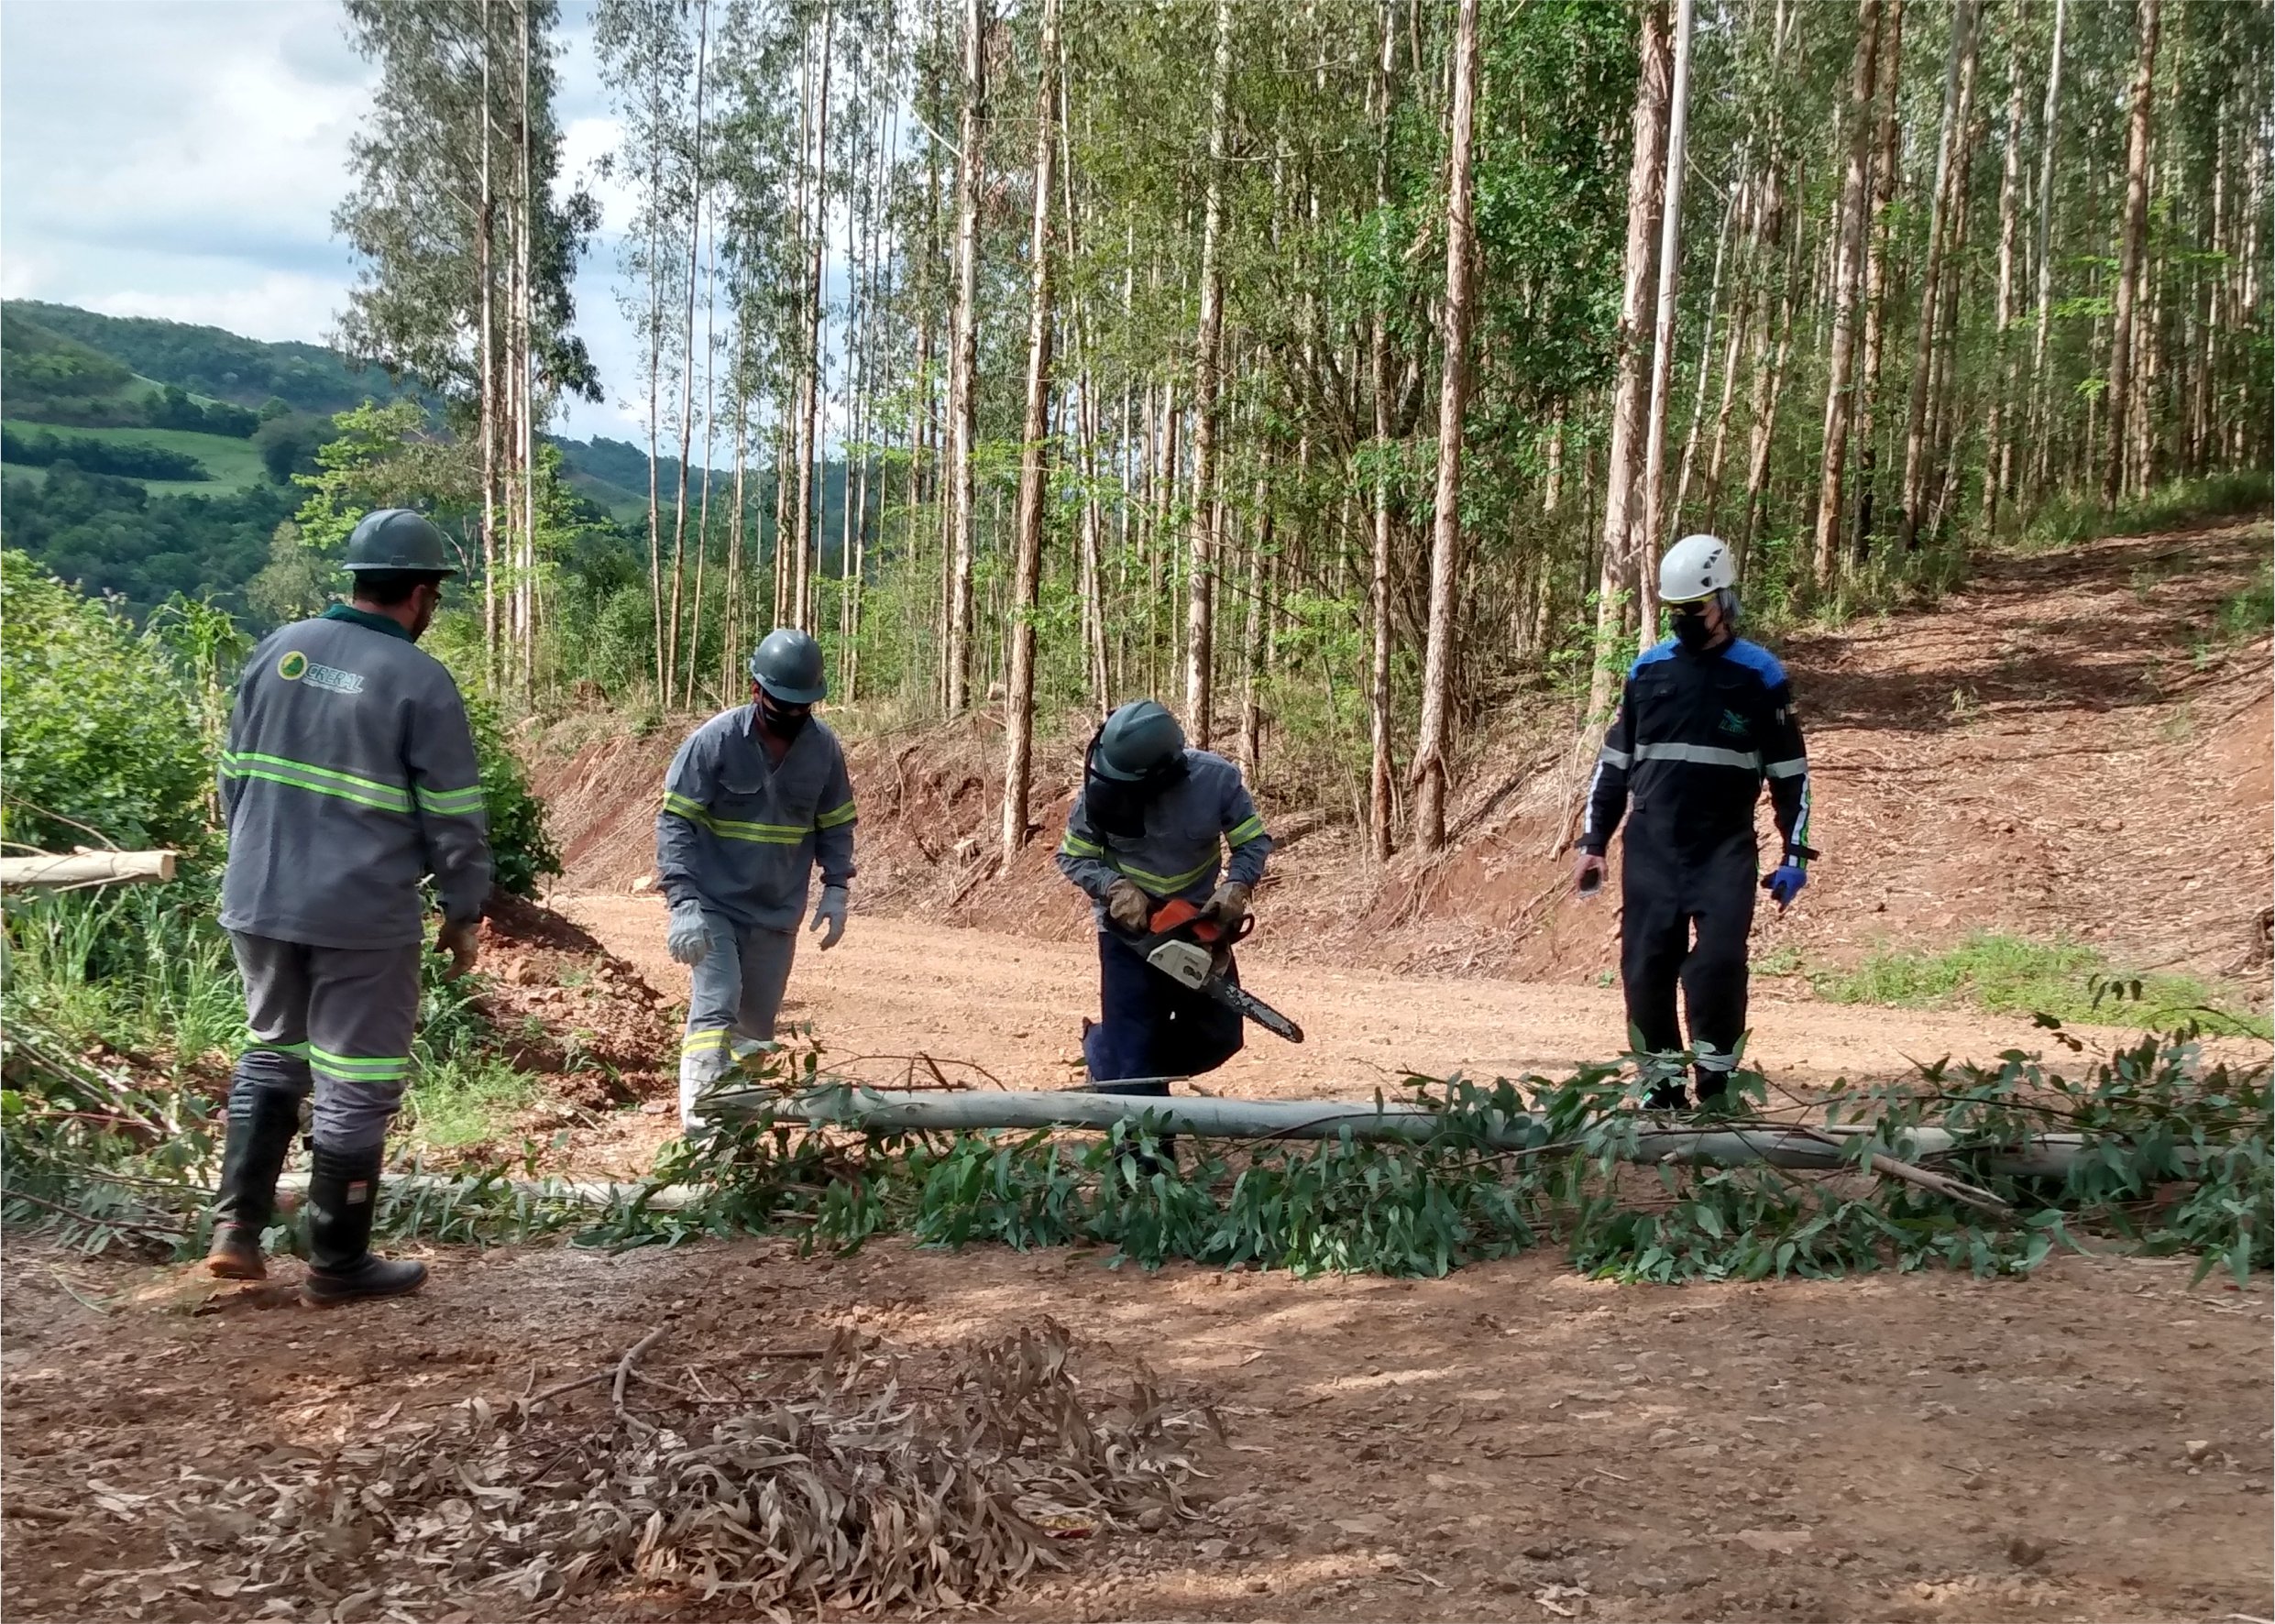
5, 301, 395, 417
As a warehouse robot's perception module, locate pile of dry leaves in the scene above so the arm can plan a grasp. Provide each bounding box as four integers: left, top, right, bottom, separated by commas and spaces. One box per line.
79, 1321, 1216, 1621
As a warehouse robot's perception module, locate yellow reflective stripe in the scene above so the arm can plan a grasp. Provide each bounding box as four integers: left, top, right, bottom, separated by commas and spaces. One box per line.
662, 793, 804, 843
1225, 815, 1267, 847
222, 751, 414, 811
681, 1029, 733, 1054
416, 784, 487, 815
220, 763, 412, 815
244, 1035, 309, 1058
309, 1045, 410, 1079
1109, 852, 1219, 896
1059, 831, 1105, 859
816, 799, 858, 829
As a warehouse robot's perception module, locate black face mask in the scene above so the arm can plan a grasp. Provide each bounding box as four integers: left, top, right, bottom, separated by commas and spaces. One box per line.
1082, 735, 1187, 839
757, 696, 811, 741
1671, 608, 1716, 652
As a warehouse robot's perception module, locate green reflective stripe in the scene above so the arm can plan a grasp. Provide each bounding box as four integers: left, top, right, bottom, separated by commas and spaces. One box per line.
816, 799, 858, 829
309, 1045, 410, 1078
1225, 815, 1267, 847
220, 763, 412, 814
681, 1029, 733, 1054
662, 794, 804, 844
416, 785, 487, 815
224, 751, 413, 807
244, 1036, 309, 1058
1059, 831, 1105, 859
1109, 852, 1219, 896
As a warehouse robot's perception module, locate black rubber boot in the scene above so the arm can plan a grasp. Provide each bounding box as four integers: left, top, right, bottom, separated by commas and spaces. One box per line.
1643, 1079, 1690, 1112
205, 1081, 302, 1280
1692, 1065, 1732, 1112
302, 1143, 426, 1306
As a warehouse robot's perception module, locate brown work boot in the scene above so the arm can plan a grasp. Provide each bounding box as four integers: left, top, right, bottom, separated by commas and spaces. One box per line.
204, 1223, 267, 1280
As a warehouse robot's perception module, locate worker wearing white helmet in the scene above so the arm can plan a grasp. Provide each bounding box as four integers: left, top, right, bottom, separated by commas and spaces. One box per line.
1572, 534, 1816, 1109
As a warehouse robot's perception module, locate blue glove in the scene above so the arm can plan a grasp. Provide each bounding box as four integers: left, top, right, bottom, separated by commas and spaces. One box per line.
1764, 862, 1808, 908
809, 884, 848, 950
665, 900, 711, 966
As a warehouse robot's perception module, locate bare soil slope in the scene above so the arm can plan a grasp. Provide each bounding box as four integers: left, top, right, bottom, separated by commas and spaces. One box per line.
533, 521, 2272, 993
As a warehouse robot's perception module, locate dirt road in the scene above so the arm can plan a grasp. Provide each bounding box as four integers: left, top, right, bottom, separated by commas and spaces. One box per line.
561, 894, 2165, 1097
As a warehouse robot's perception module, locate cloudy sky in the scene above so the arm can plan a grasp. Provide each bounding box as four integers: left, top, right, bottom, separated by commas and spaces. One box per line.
1, 0, 645, 442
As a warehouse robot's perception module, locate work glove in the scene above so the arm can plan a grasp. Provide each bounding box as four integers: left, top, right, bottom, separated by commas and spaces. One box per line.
665, 899, 711, 966
809, 884, 848, 950
1105, 878, 1152, 934
1203, 881, 1252, 933
1763, 862, 1808, 909
435, 917, 480, 981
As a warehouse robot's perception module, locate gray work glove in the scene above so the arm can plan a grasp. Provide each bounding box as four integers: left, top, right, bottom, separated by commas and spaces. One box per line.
1105, 878, 1152, 934
665, 899, 711, 967
809, 884, 848, 950
1203, 881, 1251, 933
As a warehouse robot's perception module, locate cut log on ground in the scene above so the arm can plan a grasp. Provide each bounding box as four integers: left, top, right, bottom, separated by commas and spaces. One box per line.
0, 850, 177, 889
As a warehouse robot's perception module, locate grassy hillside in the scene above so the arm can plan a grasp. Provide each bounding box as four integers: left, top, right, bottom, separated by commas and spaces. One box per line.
5, 301, 395, 416
1, 420, 269, 492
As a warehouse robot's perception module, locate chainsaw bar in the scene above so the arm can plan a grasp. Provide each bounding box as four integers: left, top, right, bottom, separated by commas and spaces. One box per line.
1204, 977, 1304, 1044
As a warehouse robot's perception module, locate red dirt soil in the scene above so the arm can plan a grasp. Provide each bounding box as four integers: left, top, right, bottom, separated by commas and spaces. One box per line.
4, 1239, 2268, 1623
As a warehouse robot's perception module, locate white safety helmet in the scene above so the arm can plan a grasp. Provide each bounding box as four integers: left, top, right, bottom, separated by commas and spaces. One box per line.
1658, 533, 1738, 605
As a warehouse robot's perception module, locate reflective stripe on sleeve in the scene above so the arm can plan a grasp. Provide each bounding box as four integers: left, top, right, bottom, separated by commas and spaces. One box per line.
416, 784, 488, 816
1596, 746, 1632, 769
220, 752, 413, 814
1059, 831, 1105, 859
1225, 814, 1267, 847
816, 799, 858, 830
1763, 757, 1808, 780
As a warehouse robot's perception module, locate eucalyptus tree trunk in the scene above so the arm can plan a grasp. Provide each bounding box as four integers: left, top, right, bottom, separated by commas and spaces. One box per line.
1983, 6, 2027, 531
943, 0, 986, 712
1412, 0, 1479, 854
794, 3, 834, 632
665, 0, 709, 696
1852, 0, 1906, 555
1586, 0, 1671, 724
1896, 0, 1976, 552
1672, 171, 1739, 527
1808, 0, 1880, 592
2027, 0, 2068, 498
1739, 166, 1798, 566
1641, 0, 1696, 565
1002, 0, 1061, 861
2102, 0, 2160, 509
1366, 0, 1401, 860
686, 200, 719, 711
1183, 0, 1233, 747
478, 0, 499, 686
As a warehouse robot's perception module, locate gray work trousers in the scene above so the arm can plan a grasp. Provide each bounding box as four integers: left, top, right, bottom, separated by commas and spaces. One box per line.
231, 931, 423, 1155
678, 913, 797, 1128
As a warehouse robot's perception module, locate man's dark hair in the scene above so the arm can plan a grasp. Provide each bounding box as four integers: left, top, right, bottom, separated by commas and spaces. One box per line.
351, 569, 446, 608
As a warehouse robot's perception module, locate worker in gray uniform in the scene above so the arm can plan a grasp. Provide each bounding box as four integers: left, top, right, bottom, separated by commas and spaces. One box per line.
207, 509, 490, 1304
1055, 699, 1271, 1100
658, 628, 857, 1129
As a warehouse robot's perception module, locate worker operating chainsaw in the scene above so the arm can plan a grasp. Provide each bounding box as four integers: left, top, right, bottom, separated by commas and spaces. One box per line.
1055, 699, 1274, 1106
657, 629, 856, 1130
1574, 533, 1816, 1111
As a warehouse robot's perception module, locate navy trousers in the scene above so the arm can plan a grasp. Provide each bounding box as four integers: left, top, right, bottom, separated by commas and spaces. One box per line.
1083, 930, 1245, 1087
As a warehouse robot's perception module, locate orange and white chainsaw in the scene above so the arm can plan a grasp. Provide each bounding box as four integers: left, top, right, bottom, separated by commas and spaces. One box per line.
1126, 896, 1304, 1044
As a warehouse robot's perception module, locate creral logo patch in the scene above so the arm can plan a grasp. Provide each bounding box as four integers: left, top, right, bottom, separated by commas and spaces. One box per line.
277, 649, 366, 695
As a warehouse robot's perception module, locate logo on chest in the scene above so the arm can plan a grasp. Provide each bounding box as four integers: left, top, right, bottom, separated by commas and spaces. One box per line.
1718, 708, 1751, 739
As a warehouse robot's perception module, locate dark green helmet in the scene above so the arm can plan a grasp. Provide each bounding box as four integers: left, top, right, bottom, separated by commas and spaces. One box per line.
342, 509, 458, 576
1092, 699, 1185, 783
749, 628, 827, 704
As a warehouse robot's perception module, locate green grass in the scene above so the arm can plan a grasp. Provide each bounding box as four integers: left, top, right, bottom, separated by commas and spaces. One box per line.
2009, 471, 2272, 555
0, 418, 269, 491
2214, 562, 2272, 644
1812, 932, 2270, 1037
402, 1054, 541, 1149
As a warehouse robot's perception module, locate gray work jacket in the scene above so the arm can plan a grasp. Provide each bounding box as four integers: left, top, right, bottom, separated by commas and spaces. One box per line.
1055, 749, 1270, 927
656, 707, 857, 931
219, 606, 491, 949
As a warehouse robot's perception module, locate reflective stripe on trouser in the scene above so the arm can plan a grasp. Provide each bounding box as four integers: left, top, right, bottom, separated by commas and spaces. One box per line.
678, 914, 797, 1128
1616, 831, 1757, 1081
1082, 931, 1244, 1085
230, 931, 422, 1155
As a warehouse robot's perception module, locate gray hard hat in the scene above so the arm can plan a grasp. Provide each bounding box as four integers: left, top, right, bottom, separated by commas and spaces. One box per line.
342, 508, 458, 575
748, 627, 827, 704
1092, 699, 1186, 783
